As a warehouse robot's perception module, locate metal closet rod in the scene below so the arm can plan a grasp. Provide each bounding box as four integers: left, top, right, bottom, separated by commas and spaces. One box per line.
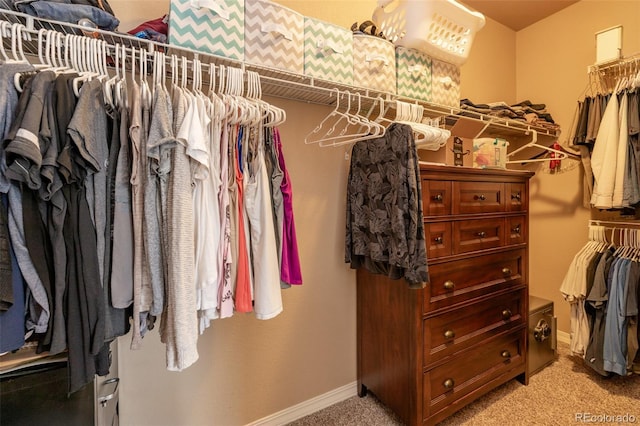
587, 52, 640, 75
0, 8, 396, 106
590, 219, 640, 228
0, 8, 558, 137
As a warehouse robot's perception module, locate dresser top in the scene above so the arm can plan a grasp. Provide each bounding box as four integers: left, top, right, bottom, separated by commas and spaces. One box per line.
419, 163, 535, 181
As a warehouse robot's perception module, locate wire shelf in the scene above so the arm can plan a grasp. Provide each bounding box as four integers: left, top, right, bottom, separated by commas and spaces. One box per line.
0, 7, 560, 139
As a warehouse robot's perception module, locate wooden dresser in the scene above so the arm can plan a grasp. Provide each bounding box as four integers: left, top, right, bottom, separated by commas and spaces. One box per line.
357, 164, 534, 426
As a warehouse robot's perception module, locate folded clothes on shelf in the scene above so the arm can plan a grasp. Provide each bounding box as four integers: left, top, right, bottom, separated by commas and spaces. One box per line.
459, 98, 559, 132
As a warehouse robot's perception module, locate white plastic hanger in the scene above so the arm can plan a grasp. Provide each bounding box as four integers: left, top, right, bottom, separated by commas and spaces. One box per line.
506, 129, 569, 164
305, 90, 379, 146
321, 94, 387, 147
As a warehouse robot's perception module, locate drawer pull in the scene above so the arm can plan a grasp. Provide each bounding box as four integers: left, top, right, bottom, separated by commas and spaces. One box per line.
511, 193, 521, 201
444, 329, 455, 339
501, 309, 512, 320
476, 231, 487, 238
443, 378, 455, 389
511, 225, 521, 234
443, 280, 455, 291
433, 194, 443, 202
434, 236, 443, 244
501, 350, 512, 359
502, 267, 512, 276
474, 194, 486, 201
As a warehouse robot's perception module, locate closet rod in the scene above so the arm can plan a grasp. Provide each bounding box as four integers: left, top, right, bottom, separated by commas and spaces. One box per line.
589, 219, 640, 228
0, 8, 560, 138
587, 52, 640, 74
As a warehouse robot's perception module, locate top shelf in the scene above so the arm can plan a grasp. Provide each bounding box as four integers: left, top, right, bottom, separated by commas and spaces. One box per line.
0, 8, 560, 140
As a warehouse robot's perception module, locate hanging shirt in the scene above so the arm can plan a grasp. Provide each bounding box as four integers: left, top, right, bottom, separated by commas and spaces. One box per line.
4, 74, 50, 335
244, 125, 283, 320
274, 128, 302, 286
110, 89, 135, 310
612, 92, 628, 208
345, 123, 429, 288
128, 80, 147, 350
232, 125, 253, 315
166, 85, 199, 372
591, 91, 620, 209
603, 257, 631, 375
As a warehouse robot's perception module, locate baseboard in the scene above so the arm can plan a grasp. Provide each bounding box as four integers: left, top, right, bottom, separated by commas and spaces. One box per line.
557, 329, 570, 345
248, 381, 358, 426
251, 332, 572, 425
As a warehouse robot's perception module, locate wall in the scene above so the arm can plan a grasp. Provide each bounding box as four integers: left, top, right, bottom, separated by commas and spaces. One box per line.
105, 1, 514, 425
515, 0, 640, 333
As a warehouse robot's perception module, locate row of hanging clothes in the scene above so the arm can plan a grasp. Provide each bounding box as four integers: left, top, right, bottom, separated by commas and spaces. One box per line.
560, 222, 640, 377
0, 20, 302, 392
304, 95, 448, 288
571, 55, 640, 210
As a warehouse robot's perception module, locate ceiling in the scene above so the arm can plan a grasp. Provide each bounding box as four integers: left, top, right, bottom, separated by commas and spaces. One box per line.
461, 0, 580, 31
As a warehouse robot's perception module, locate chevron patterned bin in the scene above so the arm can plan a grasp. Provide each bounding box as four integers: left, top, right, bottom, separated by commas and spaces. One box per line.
353, 34, 396, 94
431, 58, 460, 107
304, 18, 353, 85
244, 0, 304, 74
169, 0, 244, 60
396, 47, 432, 101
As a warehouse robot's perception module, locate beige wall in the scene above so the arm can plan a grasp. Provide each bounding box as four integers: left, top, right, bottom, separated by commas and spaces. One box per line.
106, 1, 638, 425
515, 0, 640, 333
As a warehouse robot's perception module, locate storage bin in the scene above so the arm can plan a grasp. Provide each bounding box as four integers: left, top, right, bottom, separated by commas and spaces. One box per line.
431, 58, 460, 107
168, 0, 244, 60
373, 0, 485, 66
473, 137, 509, 169
396, 46, 432, 101
304, 17, 353, 85
353, 34, 396, 94
244, 0, 304, 74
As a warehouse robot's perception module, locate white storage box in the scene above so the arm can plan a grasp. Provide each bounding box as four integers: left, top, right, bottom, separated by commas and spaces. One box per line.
396, 46, 432, 101
431, 58, 460, 107
304, 18, 354, 85
244, 0, 304, 74
353, 34, 396, 94
169, 0, 244, 60
373, 0, 485, 66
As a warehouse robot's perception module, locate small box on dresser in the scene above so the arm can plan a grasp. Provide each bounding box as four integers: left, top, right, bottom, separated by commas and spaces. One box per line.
353, 33, 396, 94
396, 46, 432, 101
168, 0, 244, 60
357, 165, 533, 426
304, 18, 354, 85
244, 0, 304, 74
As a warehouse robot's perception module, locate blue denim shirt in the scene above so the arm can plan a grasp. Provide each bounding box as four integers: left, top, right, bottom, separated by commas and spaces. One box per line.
9, 0, 119, 31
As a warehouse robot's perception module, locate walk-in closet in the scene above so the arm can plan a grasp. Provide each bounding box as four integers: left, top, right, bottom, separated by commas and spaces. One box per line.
0, 1, 638, 425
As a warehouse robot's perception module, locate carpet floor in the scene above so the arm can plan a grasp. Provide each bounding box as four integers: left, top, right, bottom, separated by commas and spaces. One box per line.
287, 342, 639, 425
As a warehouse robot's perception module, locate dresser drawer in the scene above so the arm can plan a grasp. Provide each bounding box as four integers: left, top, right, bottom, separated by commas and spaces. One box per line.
507, 182, 527, 211
453, 182, 505, 214
424, 329, 525, 418
425, 222, 452, 259
424, 289, 525, 366
507, 216, 526, 245
422, 180, 452, 216
424, 249, 525, 312
453, 218, 505, 254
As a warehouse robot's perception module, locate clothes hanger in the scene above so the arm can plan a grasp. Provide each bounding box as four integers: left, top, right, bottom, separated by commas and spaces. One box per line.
313, 92, 375, 146
307, 90, 379, 146
322, 94, 388, 147
506, 129, 568, 164
73, 36, 102, 96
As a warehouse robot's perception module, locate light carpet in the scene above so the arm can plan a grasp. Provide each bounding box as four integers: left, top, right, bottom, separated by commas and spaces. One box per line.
287, 342, 639, 425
